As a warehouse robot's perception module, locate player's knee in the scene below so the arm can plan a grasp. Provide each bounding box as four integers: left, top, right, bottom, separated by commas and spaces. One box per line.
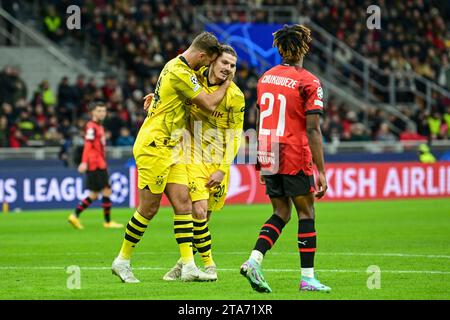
192, 203, 208, 220
89, 192, 99, 201
299, 206, 315, 220
275, 207, 291, 223
173, 195, 192, 214
138, 200, 160, 220
174, 201, 192, 215
102, 188, 112, 197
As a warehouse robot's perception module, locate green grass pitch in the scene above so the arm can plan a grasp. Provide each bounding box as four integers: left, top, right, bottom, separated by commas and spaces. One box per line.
0, 199, 449, 300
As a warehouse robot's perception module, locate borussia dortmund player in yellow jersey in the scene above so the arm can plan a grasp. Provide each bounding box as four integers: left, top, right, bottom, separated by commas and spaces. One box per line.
111, 32, 232, 283
161, 46, 245, 281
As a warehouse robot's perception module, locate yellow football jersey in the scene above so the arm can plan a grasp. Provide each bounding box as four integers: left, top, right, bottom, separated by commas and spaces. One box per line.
135, 56, 202, 149
187, 67, 245, 172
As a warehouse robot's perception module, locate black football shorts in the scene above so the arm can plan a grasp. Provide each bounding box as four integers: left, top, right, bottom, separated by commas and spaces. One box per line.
263, 170, 315, 198
86, 169, 110, 192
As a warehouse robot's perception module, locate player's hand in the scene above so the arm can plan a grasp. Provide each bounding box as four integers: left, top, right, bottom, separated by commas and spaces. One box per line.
315, 171, 328, 199
78, 163, 87, 174
206, 170, 225, 188
259, 172, 265, 185
143, 93, 154, 112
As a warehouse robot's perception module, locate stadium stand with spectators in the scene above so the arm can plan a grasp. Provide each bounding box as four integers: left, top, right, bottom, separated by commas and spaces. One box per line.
1, 0, 449, 151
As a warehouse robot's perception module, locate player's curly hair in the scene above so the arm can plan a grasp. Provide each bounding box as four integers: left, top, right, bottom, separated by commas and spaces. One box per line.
273, 24, 312, 64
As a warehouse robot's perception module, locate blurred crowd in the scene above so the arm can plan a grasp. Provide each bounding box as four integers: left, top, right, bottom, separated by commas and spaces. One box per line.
1, 64, 449, 150
1, 0, 449, 149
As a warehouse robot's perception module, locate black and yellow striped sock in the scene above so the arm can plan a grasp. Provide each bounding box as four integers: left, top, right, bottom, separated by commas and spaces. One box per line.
193, 218, 214, 267
119, 211, 149, 260
174, 214, 194, 264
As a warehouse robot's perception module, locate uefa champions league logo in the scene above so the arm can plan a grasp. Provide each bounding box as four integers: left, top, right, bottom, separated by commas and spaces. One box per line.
109, 173, 129, 204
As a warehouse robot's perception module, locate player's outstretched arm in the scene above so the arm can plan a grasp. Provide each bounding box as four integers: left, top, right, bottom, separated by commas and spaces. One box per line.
191, 79, 232, 112
306, 114, 327, 199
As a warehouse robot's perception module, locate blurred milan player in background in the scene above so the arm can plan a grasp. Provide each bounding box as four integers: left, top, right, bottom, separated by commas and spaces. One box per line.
68, 103, 123, 230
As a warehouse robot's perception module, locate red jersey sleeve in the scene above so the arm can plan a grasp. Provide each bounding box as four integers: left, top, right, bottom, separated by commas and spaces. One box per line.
81, 124, 95, 165
304, 78, 324, 115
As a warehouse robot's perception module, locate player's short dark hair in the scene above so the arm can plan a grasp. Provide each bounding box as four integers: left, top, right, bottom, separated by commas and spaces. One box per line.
191, 31, 221, 57
220, 45, 237, 58
88, 102, 106, 112
273, 24, 312, 64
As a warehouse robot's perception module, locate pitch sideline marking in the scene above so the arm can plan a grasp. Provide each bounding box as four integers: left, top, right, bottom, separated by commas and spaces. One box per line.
4, 251, 450, 259
0, 266, 449, 275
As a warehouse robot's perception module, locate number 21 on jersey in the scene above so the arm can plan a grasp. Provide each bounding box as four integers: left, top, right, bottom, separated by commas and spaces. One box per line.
259, 92, 287, 137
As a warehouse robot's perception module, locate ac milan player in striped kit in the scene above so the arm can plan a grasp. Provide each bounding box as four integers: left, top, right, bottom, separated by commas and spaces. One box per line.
68, 103, 123, 230
240, 25, 331, 293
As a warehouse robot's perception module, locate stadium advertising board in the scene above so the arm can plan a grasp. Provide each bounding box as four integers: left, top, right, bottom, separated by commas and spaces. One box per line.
2, 162, 448, 210
322, 162, 450, 200
131, 162, 450, 207
0, 167, 132, 210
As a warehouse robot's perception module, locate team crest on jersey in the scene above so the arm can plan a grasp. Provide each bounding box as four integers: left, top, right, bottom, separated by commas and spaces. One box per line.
317, 87, 323, 99
155, 175, 164, 186
190, 75, 200, 92
188, 181, 197, 193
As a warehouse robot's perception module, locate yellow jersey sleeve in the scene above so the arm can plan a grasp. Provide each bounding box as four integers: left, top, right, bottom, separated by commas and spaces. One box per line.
170, 68, 203, 101
219, 86, 245, 173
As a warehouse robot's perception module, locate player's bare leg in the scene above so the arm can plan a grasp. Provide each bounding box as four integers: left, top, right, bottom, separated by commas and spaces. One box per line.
164, 184, 215, 282
68, 191, 98, 230
241, 197, 291, 293
112, 188, 162, 283
101, 187, 123, 229
292, 194, 330, 292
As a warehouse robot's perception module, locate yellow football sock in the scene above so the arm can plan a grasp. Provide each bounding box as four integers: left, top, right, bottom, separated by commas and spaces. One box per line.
174, 214, 194, 264
119, 211, 149, 260
193, 218, 215, 267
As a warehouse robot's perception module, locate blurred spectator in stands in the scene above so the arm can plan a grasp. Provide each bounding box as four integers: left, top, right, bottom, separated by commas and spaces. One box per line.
438, 55, 450, 90
116, 127, 135, 146
73, 74, 86, 107
10, 67, 27, 103
9, 127, 27, 148
0, 115, 9, 147
45, 127, 63, 146
104, 111, 125, 145
443, 106, 450, 139
1, 102, 15, 125
375, 122, 397, 142
102, 76, 122, 103
349, 123, 371, 141
122, 74, 141, 101
0, 66, 27, 105
43, 5, 64, 43
16, 110, 37, 140
427, 111, 442, 140
58, 77, 74, 109
418, 143, 436, 163
116, 103, 131, 126
37, 80, 56, 108
399, 123, 428, 142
